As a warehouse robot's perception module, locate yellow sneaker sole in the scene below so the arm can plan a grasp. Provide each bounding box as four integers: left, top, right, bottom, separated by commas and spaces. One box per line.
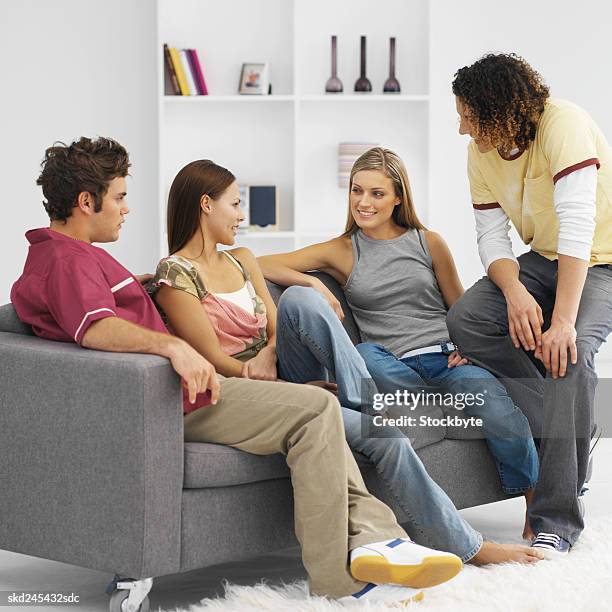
408, 591, 425, 604
351, 554, 462, 588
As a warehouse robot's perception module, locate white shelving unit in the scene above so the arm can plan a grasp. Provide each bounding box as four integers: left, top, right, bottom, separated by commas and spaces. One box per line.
157, 0, 430, 257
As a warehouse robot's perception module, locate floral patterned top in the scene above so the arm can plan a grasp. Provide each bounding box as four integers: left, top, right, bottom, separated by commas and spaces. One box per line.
151, 252, 268, 361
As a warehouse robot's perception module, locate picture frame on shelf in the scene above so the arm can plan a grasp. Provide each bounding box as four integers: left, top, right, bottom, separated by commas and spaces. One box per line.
249, 185, 278, 230
238, 62, 269, 95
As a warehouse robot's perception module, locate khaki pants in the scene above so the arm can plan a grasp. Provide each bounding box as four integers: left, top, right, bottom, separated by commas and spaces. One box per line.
184, 377, 406, 598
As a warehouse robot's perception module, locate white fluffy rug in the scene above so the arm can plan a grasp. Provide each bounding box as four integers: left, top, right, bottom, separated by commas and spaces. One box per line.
167, 518, 612, 612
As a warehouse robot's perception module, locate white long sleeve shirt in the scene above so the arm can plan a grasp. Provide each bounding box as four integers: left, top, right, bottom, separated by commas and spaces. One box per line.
475, 164, 597, 271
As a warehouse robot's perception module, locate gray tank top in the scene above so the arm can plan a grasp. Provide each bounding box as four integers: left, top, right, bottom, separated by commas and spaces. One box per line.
344, 229, 451, 357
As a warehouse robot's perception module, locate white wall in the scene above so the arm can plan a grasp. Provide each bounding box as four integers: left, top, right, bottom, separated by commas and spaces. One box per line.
2, 0, 611, 323
0, 0, 158, 304
429, 0, 612, 287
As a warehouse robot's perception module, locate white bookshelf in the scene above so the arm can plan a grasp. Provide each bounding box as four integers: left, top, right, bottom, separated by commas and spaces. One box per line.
157, 0, 430, 257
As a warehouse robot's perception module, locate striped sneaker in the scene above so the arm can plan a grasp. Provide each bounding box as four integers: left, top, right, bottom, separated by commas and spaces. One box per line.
338, 583, 424, 606
530, 533, 570, 559
350, 538, 462, 588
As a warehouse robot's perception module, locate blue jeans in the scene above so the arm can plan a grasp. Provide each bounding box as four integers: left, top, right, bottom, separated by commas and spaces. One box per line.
275, 286, 482, 561
356, 343, 539, 494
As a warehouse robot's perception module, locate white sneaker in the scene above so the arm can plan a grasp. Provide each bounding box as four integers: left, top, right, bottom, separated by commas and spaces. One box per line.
338, 583, 424, 606
350, 538, 462, 588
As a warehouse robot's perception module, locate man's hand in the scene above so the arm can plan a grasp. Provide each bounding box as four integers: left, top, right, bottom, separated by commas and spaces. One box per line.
504, 282, 544, 352
167, 338, 220, 404
241, 345, 278, 381
535, 318, 577, 378
447, 350, 469, 368
310, 277, 345, 321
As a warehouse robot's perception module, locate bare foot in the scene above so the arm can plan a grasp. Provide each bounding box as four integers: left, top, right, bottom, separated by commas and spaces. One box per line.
523, 489, 535, 541
469, 542, 544, 565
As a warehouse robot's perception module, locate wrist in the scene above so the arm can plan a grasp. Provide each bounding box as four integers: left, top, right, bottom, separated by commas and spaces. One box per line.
161, 335, 185, 360
306, 276, 322, 289
500, 278, 523, 299
551, 312, 576, 327
260, 344, 277, 361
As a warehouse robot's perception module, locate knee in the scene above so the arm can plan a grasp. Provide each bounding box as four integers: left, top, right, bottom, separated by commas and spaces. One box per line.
277, 285, 325, 318
446, 297, 471, 341
373, 435, 414, 463
310, 386, 345, 428
572, 340, 598, 374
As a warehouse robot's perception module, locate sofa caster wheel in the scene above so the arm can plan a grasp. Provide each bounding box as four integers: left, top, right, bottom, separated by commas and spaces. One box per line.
107, 576, 153, 612
109, 590, 150, 612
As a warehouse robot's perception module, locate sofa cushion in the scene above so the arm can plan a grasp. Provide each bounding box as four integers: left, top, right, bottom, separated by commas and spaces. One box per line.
183, 442, 290, 489
183, 442, 402, 489
0, 304, 34, 335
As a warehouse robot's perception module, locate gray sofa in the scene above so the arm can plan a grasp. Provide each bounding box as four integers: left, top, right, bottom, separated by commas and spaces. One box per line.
0, 273, 507, 611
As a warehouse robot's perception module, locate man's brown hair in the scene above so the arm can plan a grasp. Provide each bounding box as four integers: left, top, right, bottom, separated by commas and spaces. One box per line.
37, 136, 130, 222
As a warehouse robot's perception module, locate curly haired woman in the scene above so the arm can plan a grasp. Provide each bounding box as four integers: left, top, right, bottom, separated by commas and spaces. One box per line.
448, 53, 612, 558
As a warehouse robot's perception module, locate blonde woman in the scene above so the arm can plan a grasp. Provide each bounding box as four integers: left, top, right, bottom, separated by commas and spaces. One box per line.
259, 147, 541, 559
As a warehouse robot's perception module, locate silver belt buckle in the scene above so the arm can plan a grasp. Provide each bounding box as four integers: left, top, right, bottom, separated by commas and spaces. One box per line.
440, 341, 455, 355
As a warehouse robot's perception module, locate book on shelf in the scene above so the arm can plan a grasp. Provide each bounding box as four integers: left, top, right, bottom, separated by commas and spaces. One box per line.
179, 49, 197, 95
185, 50, 202, 95
188, 49, 209, 95
163, 44, 180, 95
167, 46, 190, 95
164, 45, 209, 96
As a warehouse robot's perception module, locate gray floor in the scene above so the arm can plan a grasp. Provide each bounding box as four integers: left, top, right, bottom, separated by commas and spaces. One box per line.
2, 438, 611, 611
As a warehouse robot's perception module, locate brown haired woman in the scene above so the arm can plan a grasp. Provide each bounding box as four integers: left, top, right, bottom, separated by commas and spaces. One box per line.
448, 52, 612, 558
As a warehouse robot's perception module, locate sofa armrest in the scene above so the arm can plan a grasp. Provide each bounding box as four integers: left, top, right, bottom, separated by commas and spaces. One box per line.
0, 333, 184, 579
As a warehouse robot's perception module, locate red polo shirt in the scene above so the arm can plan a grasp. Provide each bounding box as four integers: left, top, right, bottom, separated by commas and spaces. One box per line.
11, 228, 209, 413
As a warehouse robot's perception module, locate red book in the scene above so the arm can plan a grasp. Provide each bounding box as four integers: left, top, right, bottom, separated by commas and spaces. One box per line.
185, 49, 203, 95
163, 44, 181, 95
188, 49, 209, 95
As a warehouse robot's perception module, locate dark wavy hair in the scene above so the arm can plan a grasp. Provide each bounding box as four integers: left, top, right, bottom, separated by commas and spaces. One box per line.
452, 53, 550, 152
167, 160, 236, 254
37, 136, 130, 222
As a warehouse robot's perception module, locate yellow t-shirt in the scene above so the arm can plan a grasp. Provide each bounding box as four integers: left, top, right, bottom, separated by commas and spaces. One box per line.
467, 98, 612, 265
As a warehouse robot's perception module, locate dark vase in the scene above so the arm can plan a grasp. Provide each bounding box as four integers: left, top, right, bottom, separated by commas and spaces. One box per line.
383, 37, 401, 93
325, 35, 343, 93
354, 35, 372, 92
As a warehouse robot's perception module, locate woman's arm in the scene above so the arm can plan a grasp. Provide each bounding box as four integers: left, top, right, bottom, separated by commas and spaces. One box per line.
155, 284, 246, 378
425, 231, 464, 309
258, 237, 352, 320
258, 238, 351, 285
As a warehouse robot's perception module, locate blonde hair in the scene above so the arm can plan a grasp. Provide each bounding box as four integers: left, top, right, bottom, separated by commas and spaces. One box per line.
342, 147, 425, 236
